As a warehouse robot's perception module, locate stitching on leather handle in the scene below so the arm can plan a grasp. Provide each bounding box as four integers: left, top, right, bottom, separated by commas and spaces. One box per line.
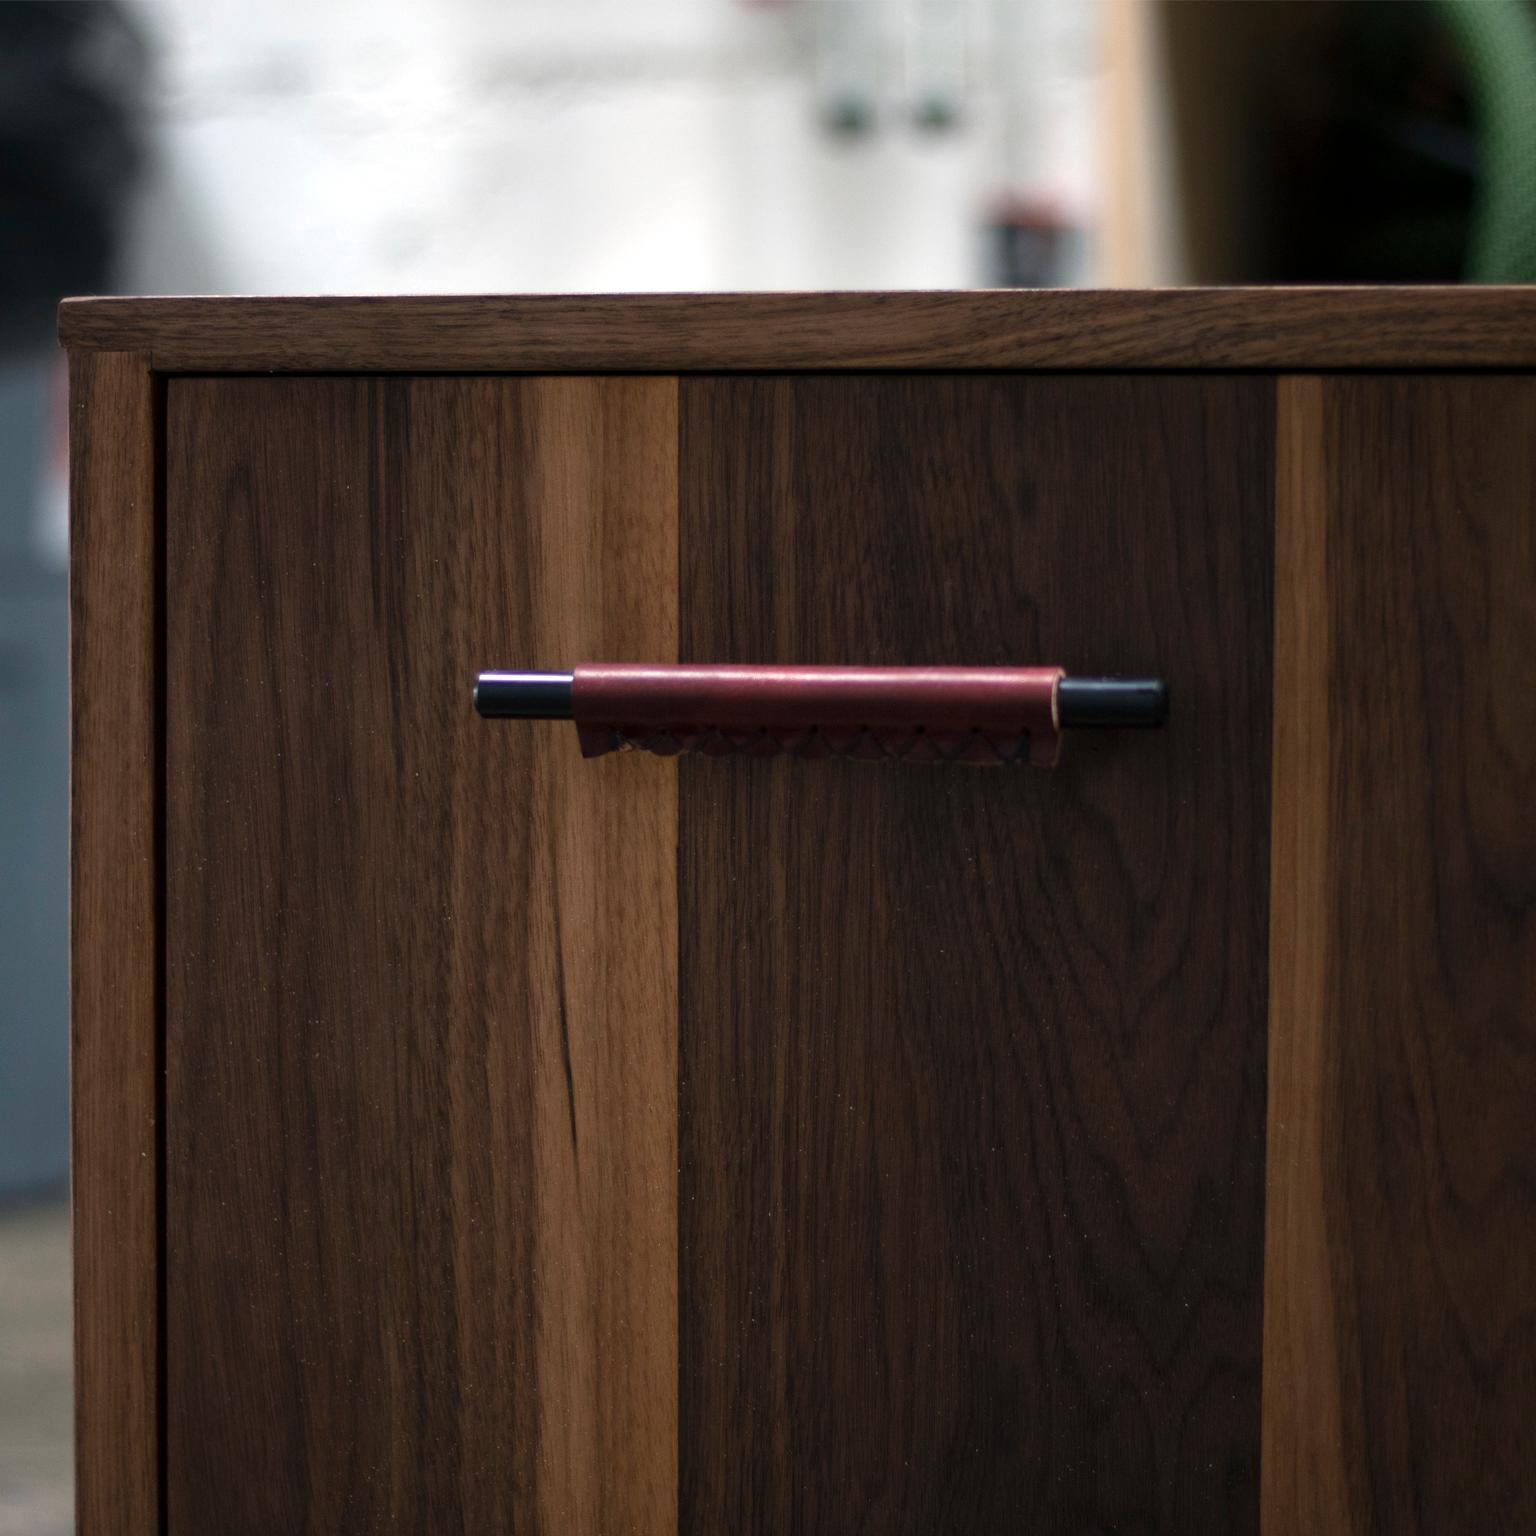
594, 724, 1036, 765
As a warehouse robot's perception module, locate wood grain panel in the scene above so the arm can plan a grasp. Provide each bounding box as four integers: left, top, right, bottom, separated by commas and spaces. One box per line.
1263, 377, 1536, 1533
69, 350, 161, 1536
678, 375, 1274, 1533
58, 288, 1536, 373
164, 376, 678, 1533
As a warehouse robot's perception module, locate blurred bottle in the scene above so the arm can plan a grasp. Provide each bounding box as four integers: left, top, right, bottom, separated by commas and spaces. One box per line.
985, 190, 1078, 288
984, 0, 1090, 286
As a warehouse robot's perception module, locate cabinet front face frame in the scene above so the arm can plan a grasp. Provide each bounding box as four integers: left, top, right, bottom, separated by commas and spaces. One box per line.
66, 294, 1536, 1536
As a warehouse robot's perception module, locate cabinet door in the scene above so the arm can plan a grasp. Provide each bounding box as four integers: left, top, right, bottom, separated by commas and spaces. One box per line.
166, 374, 1274, 1533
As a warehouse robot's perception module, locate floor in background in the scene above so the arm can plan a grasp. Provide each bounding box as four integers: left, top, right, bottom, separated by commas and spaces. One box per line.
0, 1200, 71, 1536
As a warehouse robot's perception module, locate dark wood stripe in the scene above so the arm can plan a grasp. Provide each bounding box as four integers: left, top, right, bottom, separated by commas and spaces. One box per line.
163, 376, 678, 1533
678, 373, 1275, 1533
58, 288, 1536, 372
70, 349, 162, 1536
1262, 377, 1536, 1533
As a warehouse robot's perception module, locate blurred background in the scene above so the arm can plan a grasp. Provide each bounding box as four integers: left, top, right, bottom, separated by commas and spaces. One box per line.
1, 1, 1533, 1530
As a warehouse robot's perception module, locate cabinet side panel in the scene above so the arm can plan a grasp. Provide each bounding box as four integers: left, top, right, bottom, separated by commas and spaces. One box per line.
1263, 377, 1536, 1533
164, 377, 678, 1534
678, 375, 1275, 1534
69, 349, 162, 1536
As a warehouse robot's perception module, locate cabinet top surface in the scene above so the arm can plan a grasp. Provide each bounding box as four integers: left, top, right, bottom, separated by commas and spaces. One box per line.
58, 287, 1536, 373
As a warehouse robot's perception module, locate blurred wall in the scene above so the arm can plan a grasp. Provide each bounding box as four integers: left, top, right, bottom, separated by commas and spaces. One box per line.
120, 0, 1107, 295
0, 359, 68, 1199
0, 2, 143, 1199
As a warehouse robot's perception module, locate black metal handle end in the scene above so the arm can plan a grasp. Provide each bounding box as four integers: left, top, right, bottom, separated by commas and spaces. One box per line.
1057, 677, 1168, 728
474, 671, 575, 719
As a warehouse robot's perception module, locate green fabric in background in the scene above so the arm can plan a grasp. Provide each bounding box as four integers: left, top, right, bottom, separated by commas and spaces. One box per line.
1435, 0, 1536, 281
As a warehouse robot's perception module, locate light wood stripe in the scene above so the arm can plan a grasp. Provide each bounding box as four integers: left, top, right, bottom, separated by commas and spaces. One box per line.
525, 378, 680, 1533
1260, 376, 1350, 1535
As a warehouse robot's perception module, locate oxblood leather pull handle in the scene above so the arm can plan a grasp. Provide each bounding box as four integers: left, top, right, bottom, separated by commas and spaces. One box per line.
475, 664, 1167, 767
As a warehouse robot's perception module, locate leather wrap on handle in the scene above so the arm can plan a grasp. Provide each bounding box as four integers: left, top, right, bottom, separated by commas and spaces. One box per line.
572, 664, 1064, 766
